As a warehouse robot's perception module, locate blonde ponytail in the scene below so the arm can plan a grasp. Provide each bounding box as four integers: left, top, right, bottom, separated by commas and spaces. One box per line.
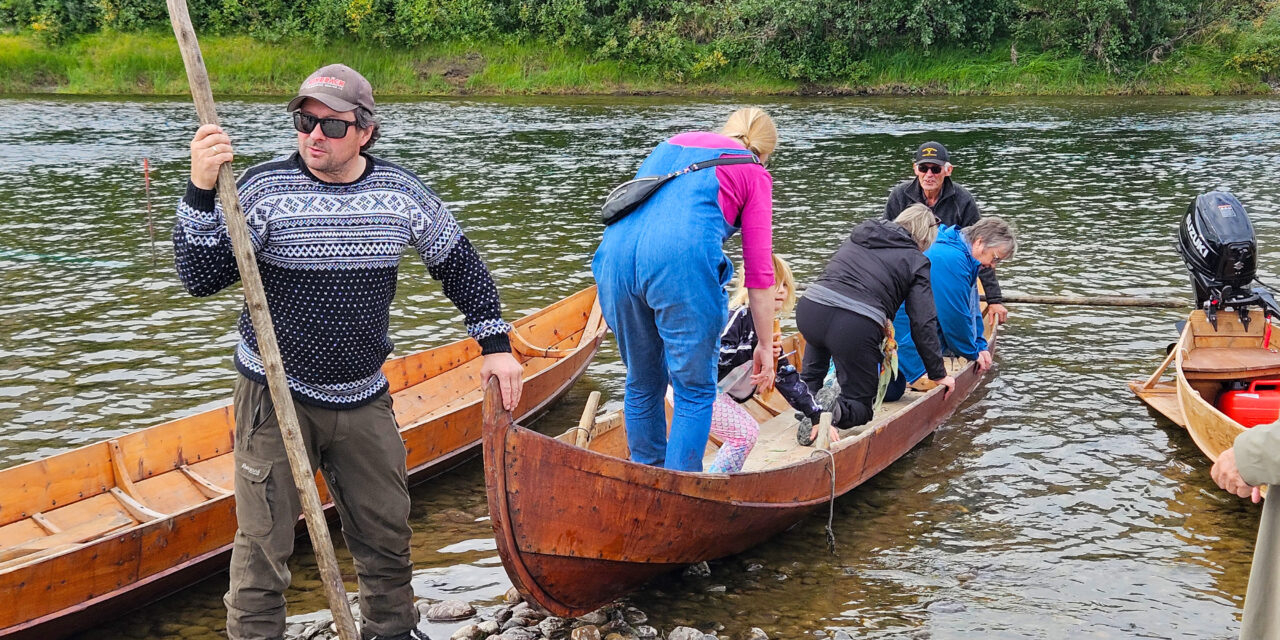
720, 107, 778, 160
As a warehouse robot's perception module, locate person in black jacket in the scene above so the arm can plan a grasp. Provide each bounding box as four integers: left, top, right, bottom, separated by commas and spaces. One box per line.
883, 141, 1008, 324
796, 204, 955, 439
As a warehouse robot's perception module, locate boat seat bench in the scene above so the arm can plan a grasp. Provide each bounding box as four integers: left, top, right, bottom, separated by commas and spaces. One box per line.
1183, 347, 1280, 379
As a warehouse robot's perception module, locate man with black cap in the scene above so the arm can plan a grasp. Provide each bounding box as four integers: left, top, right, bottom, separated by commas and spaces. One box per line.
175, 63, 524, 640
883, 141, 1007, 323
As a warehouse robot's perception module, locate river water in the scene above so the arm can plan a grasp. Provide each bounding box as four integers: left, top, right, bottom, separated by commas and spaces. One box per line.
3, 95, 1280, 639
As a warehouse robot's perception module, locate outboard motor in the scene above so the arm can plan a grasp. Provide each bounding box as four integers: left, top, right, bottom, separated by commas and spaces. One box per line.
1176, 191, 1275, 328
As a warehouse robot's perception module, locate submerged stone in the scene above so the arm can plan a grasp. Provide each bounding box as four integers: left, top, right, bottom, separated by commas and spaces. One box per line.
668, 627, 704, 640
740, 628, 768, 640
425, 600, 478, 622
571, 625, 603, 640
683, 561, 711, 578
539, 616, 570, 638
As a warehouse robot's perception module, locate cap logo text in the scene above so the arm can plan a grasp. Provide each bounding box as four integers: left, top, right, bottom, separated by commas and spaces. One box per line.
304, 77, 347, 91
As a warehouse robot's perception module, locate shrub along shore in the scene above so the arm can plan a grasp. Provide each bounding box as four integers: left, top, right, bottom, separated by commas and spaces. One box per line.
0, 30, 1276, 97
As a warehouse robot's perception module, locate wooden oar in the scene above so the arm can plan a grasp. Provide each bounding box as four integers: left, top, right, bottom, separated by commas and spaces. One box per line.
985, 293, 1187, 309
163, 5, 359, 639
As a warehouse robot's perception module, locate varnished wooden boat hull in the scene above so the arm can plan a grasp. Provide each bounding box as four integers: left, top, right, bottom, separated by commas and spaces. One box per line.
0, 286, 607, 640
484, 326, 996, 616
1132, 309, 1280, 466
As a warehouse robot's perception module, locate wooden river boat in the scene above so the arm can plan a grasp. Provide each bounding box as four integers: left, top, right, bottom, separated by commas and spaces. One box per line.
1131, 308, 1280, 469
482, 323, 997, 616
0, 286, 607, 640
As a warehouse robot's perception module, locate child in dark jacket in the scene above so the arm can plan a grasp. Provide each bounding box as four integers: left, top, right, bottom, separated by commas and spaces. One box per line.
710, 255, 822, 472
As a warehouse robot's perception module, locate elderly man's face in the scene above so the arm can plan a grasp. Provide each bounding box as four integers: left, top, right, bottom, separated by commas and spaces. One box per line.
914, 161, 951, 192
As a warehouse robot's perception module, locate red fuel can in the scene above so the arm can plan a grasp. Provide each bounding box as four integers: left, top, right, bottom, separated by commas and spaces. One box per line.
1217, 379, 1280, 427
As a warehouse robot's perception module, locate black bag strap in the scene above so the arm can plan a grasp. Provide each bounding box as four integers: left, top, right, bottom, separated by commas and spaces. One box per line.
674, 154, 761, 177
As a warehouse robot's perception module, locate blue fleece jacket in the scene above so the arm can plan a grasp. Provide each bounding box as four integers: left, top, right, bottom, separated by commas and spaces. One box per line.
892, 225, 989, 383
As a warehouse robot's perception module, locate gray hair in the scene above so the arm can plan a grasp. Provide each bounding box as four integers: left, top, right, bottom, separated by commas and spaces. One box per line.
355, 107, 380, 152
962, 216, 1017, 259
893, 203, 939, 252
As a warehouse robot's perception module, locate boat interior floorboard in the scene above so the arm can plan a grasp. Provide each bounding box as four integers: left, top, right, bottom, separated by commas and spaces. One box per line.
731, 356, 972, 472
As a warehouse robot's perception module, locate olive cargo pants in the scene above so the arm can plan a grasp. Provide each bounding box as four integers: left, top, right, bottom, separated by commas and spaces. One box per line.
225, 376, 417, 640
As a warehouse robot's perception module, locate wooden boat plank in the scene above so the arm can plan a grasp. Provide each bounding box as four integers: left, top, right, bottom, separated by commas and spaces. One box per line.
186, 455, 233, 491
1129, 381, 1186, 426
116, 405, 236, 478
134, 471, 212, 514
0, 513, 133, 563
42, 493, 138, 534
0, 519, 50, 549
1182, 346, 1280, 376
0, 443, 114, 528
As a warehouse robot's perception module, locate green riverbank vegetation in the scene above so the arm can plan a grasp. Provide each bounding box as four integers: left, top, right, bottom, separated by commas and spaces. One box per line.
2, 0, 1280, 96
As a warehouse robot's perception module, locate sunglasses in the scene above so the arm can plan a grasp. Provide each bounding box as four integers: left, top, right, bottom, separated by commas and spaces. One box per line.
931, 214, 942, 227
916, 163, 944, 174
292, 111, 358, 139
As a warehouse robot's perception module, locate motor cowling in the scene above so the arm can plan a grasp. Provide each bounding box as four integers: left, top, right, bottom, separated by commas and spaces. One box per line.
1177, 191, 1257, 310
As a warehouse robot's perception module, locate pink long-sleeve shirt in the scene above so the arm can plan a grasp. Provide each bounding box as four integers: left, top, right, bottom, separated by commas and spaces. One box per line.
668, 132, 775, 288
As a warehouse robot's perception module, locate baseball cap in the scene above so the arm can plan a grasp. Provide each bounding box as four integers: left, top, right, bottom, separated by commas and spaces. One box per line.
286, 64, 375, 114
914, 141, 949, 166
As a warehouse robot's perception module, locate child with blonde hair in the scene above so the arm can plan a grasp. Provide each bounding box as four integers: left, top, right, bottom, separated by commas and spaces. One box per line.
709, 254, 822, 473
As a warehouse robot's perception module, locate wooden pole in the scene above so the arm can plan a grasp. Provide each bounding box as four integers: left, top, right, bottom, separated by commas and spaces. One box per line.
163, 5, 359, 639
574, 391, 601, 449
985, 293, 1188, 309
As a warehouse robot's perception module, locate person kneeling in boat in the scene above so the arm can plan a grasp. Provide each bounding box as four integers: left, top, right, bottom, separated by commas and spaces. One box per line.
796, 204, 955, 444
885, 217, 1017, 401
710, 255, 822, 472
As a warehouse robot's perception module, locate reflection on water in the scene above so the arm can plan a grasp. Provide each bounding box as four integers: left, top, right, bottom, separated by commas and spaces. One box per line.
3, 95, 1279, 639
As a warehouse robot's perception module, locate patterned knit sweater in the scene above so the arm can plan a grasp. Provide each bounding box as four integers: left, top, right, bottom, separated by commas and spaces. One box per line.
174, 152, 512, 409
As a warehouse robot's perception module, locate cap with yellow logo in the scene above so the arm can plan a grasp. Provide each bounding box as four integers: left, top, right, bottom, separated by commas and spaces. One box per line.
914, 141, 949, 166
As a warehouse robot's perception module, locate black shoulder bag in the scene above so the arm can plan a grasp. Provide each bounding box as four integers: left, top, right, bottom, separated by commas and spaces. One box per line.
601, 155, 761, 226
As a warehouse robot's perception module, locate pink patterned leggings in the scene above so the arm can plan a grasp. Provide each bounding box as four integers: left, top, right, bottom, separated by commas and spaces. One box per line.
707, 393, 760, 473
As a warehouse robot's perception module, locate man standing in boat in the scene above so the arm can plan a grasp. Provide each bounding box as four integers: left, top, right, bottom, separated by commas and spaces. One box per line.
883, 141, 1009, 324
174, 64, 524, 640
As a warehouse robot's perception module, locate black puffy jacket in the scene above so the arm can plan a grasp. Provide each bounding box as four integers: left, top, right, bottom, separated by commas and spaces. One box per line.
883, 177, 1003, 304
810, 219, 946, 380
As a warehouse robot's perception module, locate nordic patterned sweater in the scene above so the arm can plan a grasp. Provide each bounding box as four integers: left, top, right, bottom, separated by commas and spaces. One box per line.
173, 152, 512, 410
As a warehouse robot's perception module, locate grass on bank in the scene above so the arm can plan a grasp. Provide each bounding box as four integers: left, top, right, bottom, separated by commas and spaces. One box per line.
0, 30, 1271, 96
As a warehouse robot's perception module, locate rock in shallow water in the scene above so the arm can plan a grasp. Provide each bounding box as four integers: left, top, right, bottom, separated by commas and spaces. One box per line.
740, 628, 768, 640
683, 561, 711, 578
577, 610, 609, 626
926, 600, 966, 614
451, 624, 481, 640
622, 607, 648, 626
505, 588, 524, 604
478, 621, 501, 635
539, 616, 569, 638
425, 600, 477, 622
499, 627, 539, 640
668, 627, 705, 640
633, 625, 658, 639
571, 625, 602, 640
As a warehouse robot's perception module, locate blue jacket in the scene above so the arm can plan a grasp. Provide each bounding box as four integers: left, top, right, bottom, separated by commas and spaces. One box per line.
892, 225, 989, 383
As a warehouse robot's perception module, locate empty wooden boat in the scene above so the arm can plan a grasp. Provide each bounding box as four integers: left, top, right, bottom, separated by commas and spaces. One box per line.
483, 324, 997, 617
0, 286, 607, 640
1131, 308, 1280, 468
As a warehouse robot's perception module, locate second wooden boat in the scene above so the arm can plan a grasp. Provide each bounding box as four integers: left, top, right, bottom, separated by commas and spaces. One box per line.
0, 286, 607, 640
483, 324, 997, 616
1131, 308, 1280, 467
